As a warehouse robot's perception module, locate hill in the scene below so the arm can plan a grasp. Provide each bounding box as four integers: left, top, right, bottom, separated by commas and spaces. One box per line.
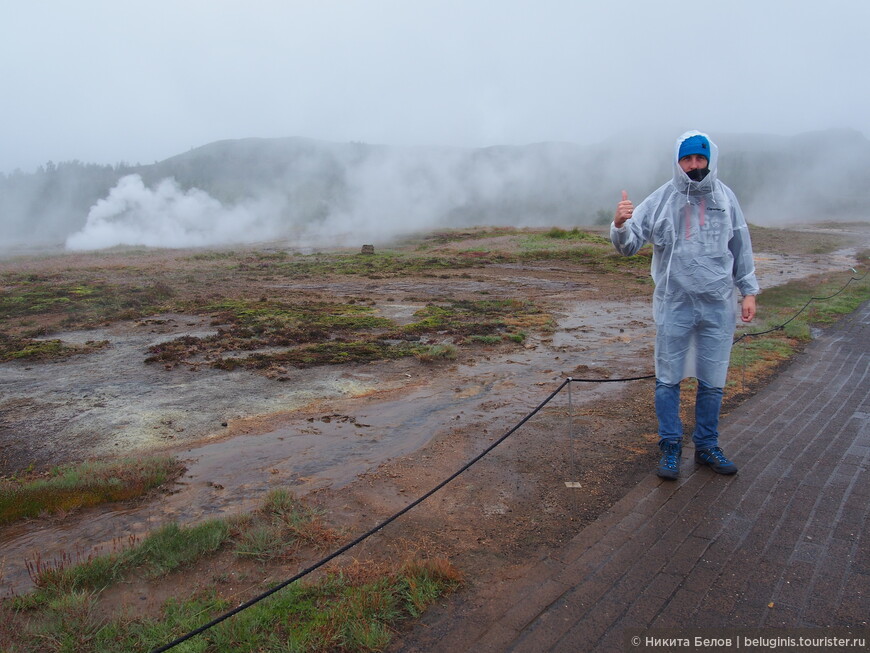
1, 129, 868, 250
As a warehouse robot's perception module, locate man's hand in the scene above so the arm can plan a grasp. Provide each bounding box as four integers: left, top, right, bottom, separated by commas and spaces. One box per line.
741, 295, 756, 322
614, 190, 634, 228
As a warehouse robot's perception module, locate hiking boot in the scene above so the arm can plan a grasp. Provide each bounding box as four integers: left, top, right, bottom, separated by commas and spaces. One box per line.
657, 440, 682, 480
695, 446, 738, 475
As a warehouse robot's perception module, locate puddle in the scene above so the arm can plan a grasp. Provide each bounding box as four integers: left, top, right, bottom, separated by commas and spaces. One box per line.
753, 247, 862, 289
549, 300, 654, 358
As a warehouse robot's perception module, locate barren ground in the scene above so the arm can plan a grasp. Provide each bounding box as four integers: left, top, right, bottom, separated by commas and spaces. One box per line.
1, 223, 867, 647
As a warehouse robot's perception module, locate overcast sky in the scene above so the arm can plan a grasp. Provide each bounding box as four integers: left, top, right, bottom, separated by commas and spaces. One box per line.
2, 0, 868, 174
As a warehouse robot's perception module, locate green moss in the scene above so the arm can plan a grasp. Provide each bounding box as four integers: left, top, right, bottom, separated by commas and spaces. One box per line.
217, 340, 414, 370
539, 227, 610, 244
730, 337, 796, 368
400, 299, 537, 337
188, 250, 237, 261
729, 268, 869, 374
0, 334, 110, 362
204, 299, 393, 334
0, 278, 174, 325
420, 227, 521, 245
233, 250, 484, 279
149, 296, 547, 373
755, 272, 869, 326
413, 343, 458, 362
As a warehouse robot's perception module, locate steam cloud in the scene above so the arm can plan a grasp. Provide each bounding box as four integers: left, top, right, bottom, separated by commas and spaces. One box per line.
65, 175, 287, 250
62, 145, 590, 252
64, 171, 464, 252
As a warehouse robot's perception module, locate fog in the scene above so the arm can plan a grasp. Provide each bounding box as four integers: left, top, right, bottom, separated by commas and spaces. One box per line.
2, 1, 869, 251
4, 129, 869, 253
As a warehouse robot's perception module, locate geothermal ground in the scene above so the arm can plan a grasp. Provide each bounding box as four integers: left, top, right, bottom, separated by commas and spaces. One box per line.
0, 223, 867, 645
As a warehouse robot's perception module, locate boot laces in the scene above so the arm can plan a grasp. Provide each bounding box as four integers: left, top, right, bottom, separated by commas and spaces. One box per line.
662, 443, 681, 468
706, 447, 729, 464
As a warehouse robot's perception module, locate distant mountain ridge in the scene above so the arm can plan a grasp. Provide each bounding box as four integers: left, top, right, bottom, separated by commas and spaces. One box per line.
2, 129, 868, 249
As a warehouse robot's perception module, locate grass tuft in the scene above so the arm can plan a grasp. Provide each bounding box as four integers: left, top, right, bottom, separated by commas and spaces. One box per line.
125, 520, 231, 578
729, 268, 869, 377
4, 487, 455, 652
0, 456, 185, 526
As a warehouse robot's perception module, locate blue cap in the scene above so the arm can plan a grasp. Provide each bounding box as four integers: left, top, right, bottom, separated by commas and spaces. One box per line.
678, 134, 711, 162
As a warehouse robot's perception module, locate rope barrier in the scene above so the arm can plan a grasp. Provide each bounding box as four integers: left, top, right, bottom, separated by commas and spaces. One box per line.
733, 268, 867, 344
569, 373, 655, 382
152, 266, 867, 651
151, 380, 569, 652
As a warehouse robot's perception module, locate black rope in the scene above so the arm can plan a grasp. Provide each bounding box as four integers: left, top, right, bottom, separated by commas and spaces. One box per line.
733, 268, 867, 344
568, 373, 655, 383
151, 266, 867, 651
151, 380, 570, 652
574, 268, 868, 377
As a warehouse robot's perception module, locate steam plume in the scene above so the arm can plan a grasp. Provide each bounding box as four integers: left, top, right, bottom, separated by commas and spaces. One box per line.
65, 175, 286, 250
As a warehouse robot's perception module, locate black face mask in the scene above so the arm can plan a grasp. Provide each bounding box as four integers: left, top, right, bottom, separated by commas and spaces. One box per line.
686, 168, 710, 182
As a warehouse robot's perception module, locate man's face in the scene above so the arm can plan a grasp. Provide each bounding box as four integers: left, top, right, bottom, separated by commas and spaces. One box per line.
679, 154, 709, 173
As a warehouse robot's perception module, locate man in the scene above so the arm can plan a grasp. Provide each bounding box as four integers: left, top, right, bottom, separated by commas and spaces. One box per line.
611, 131, 759, 479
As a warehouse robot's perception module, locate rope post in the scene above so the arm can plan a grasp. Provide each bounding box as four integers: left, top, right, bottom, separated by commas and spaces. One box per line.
568, 378, 578, 516
568, 378, 575, 474
564, 378, 582, 500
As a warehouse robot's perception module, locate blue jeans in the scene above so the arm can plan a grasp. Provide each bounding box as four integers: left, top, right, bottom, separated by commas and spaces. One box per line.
655, 378, 723, 450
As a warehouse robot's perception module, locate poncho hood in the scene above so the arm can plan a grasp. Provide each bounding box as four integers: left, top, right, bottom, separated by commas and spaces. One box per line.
672, 130, 719, 196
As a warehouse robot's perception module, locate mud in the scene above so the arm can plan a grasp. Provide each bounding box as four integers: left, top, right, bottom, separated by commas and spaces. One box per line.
0, 314, 392, 466
0, 297, 655, 594
753, 247, 863, 289
1, 223, 867, 605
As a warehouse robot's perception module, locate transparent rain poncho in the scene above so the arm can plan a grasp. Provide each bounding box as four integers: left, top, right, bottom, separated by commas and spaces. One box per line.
611, 131, 760, 387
